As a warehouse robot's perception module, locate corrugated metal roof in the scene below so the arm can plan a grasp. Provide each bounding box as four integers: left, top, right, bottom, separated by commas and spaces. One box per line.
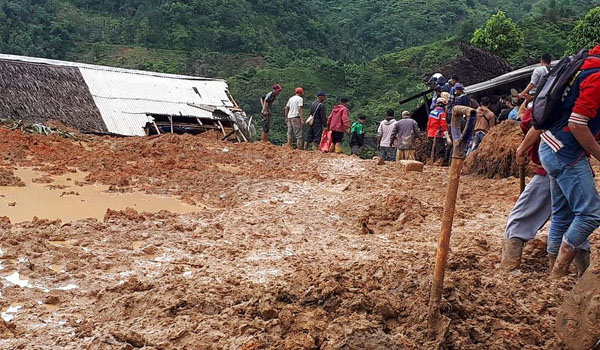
465, 60, 559, 94
78, 65, 234, 136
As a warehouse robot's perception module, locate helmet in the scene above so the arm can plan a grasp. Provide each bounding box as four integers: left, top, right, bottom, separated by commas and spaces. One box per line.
436, 97, 448, 105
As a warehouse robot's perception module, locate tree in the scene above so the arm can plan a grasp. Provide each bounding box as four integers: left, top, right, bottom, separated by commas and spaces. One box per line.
567, 6, 600, 53
470, 11, 524, 58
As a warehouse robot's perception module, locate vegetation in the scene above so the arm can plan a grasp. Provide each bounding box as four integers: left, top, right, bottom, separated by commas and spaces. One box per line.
471, 11, 524, 60
568, 6, 600, 53
0, 1, 599, 147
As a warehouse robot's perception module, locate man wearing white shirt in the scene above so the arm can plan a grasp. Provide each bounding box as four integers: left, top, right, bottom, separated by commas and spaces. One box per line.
518, 54, 551, 98
285, 87, 304, 149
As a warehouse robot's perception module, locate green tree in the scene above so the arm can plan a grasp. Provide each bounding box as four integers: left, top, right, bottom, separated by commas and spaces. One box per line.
567, 6, 600, 53
470, 11, 524, 58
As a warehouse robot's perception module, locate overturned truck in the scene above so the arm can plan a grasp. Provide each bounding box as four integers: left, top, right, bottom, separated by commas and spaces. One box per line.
0, 54, 253, 141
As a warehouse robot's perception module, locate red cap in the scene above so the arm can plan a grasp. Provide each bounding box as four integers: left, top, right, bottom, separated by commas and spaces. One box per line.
295, 87, 304, 95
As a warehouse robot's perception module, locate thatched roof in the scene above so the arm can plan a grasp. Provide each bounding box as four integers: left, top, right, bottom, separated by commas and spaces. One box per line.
434, 42, 513, 86
0, 59, 107, 133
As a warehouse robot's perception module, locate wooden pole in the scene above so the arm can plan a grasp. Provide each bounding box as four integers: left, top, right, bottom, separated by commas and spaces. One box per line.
428, 157, 464, 318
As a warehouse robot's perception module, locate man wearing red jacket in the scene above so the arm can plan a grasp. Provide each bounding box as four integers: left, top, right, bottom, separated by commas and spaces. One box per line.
426, 97, 449, 164
326, 98, 351, 154
538, 45, 600, 277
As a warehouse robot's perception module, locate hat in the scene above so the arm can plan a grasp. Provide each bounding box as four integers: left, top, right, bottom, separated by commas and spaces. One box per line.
402, 111, 411, 118
272, 84, 282, 92
454, 83, 464, 91
295, 87, 304, 95
441, 92, 450, 101
429, 73, 443, 83
317, 91, 326, 97
436, 97, 448, 105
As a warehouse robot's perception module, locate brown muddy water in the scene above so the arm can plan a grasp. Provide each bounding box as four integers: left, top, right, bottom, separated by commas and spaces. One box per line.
0, 169, 200, 223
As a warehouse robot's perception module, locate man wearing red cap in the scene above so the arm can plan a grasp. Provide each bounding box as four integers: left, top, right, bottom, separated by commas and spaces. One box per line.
285, 87, 305, 149
260, 84, 282, 142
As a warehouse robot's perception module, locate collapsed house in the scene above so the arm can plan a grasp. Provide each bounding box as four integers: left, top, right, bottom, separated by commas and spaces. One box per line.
0, 54, 253, 140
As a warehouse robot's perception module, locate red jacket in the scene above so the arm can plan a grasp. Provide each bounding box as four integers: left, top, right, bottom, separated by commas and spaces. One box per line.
571, 45, 600, 121
327, 104, 350, 132
426, 107, 448, 138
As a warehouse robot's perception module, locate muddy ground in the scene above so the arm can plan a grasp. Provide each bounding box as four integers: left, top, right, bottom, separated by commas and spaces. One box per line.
0, 127, 597, 349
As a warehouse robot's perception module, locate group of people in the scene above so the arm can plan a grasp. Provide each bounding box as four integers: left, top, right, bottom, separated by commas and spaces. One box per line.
260, 85, 423, 161
501, 46, 600, 280
424, 54, 552, 165
260, 85, 353, 153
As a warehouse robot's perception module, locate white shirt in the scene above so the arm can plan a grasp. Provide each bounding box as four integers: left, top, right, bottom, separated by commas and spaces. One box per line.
286, 95, 304, 119
530, 66, 549, 95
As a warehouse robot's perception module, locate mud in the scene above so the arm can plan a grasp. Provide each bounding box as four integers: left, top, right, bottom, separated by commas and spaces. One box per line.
0, 126, 597, 349
0, 168, 25, 187
464, 121, 525, 178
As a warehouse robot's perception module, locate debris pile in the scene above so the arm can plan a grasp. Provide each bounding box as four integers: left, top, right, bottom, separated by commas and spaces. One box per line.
463, 120, 523, 178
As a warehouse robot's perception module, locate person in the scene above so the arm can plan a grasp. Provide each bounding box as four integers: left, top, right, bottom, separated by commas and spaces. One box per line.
427, 98, 449, 165
538, 45, 600, 277
260, 84, 282, 142
446, 75, 460, 107
503, 99, 592, 272
326, 98, 351, 153
305, 91, 328, 150
377, 109, 397, 162
518, 53, 552, 99
467, 97, 496, 155
350, 115, 367, 156
498, 97, 515, 123
284, 87, 304, 149
390, 111, 421, 161
454, 83, 471, 107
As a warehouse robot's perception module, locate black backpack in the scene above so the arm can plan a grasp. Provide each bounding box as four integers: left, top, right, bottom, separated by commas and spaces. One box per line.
532, 49, 600, 130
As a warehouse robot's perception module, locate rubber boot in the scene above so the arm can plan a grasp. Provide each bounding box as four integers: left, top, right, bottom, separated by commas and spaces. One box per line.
287, 136, 293, 148
297, 138, 304, 150
548, 255, 556, 270
573, 250, 591, 278
334, 143, 342, 154
261, 132, 269, 142
551, 240, 578, 278
500, 238, 524, 271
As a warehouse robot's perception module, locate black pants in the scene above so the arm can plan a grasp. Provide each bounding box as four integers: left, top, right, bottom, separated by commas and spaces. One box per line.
427, 137, 446, 161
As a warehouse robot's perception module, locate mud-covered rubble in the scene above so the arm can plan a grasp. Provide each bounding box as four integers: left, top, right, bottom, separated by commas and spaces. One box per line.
0, 127, 597, 349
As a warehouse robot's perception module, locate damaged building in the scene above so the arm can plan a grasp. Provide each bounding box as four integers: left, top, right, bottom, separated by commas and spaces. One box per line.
0, 54, 253, 141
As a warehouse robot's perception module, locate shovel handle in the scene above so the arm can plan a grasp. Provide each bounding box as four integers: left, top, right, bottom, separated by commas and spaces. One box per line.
519, 165, 526, 194
428, 106, 477, 325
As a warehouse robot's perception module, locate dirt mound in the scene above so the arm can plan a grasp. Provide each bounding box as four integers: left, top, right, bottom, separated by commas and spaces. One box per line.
0, 167, 25, 186
463, 121, 523, 178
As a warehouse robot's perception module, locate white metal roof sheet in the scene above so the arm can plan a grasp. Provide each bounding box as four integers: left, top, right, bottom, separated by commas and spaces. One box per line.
79, 67, 234, 136
465, 60, 560, 94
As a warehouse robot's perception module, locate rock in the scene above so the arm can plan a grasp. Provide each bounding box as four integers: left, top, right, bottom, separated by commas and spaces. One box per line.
398, 160, 424, 172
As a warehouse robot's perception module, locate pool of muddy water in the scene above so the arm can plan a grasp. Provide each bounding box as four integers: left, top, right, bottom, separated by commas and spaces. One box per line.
0, 169, 200, 223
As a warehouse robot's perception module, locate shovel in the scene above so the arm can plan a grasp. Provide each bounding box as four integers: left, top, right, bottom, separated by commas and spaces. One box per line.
519, 164, 526, 194
427, 105, 477, 347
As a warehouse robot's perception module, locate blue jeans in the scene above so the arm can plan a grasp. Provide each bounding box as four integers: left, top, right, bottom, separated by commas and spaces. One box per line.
379, 147, 396, 161
467, 130, 486, 155
539, 142, 600, 255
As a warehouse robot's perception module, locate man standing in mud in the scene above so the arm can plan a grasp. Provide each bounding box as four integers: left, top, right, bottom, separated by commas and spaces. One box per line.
538, 45, 600, 277
260, 84, 282, 143
285, 87, 305, 149
304, 91, 327, 150
503, 99, 590, 274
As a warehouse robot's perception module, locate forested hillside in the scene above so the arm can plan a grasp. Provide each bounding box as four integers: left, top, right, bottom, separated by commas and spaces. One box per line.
1, 0, 599, 145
